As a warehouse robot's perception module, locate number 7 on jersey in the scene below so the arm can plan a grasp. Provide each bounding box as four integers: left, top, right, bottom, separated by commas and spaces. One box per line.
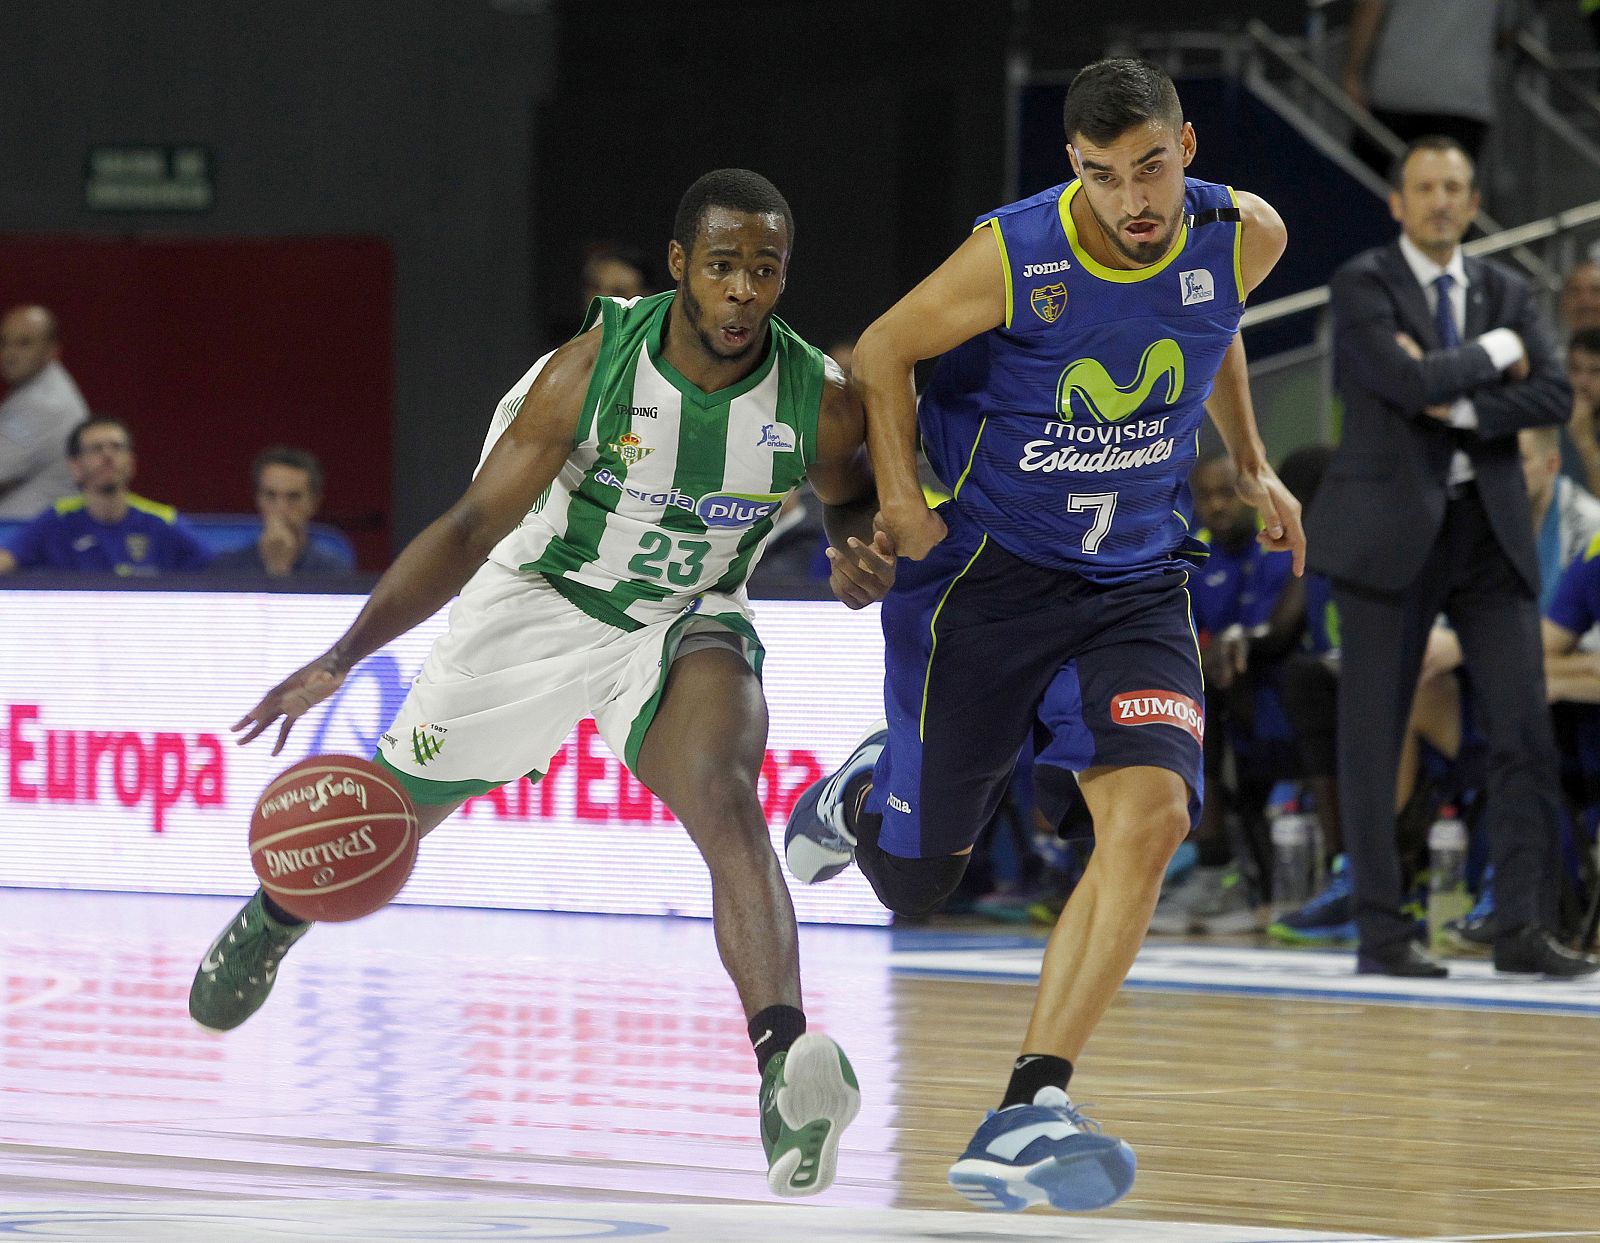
1067, 492, 1118, 554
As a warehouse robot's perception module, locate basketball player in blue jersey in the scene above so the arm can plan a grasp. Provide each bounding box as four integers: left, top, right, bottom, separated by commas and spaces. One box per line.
786, 59, 1302, 1212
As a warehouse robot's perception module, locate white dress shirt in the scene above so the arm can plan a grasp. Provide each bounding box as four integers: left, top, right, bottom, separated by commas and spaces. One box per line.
1396, 234, 1526, 488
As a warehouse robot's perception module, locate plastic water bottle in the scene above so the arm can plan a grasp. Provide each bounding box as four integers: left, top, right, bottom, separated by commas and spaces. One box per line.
1269, 802, 1317, 920
1427, 809, 1471, 950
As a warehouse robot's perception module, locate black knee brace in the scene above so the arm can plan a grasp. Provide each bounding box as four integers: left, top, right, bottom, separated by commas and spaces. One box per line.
855, 816, 971, 918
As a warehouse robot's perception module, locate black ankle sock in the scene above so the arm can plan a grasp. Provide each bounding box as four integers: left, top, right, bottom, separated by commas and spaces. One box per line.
260, 890, 308, 928
749, 1004, 807, 1074
1000, 1053, 1073, 1110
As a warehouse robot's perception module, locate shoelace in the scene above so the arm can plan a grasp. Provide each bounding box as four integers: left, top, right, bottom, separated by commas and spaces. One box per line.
1060, 1100, 1105, 1134
224, 915, 295, 987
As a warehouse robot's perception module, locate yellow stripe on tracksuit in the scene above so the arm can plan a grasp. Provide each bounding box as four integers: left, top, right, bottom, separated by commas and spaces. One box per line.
920, 535, 988, 740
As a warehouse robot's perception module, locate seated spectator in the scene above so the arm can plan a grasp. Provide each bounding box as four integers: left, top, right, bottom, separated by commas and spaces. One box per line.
1546, 544, 1600, 696
0, 304, 90, 519
581, 242, 654, 306
543, 243, 657, 350
1561, 261, 1600, 337
1276, 435, 1600, 946
1523, 425, 1600, 613
210, 446, 346, 577
1150, 452, 1301, 934
0, 416, 209, 576
1564, 327, 1600, 494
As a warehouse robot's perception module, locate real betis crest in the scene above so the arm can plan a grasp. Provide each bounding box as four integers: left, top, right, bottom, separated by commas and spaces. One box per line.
611, 432, 654, 466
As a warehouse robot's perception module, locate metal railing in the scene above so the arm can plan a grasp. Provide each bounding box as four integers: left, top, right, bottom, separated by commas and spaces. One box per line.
1241, 197, 1600, 441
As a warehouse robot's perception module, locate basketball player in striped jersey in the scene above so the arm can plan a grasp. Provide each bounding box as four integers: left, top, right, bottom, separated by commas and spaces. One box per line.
785, 60, 1303, 1211
188, 169, 893, 1197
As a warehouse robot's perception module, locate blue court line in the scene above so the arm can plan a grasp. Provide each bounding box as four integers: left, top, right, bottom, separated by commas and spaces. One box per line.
890, 964, 1600, 1017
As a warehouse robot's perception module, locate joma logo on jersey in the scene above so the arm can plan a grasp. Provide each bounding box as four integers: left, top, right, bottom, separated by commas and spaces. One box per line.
697, 491, 784, 528
610, 432, 654, 466
1111, 690, 1204, 744
1022, 259, 1071, 277
1057, 338, 1185, 423
1031, 282, 1068, 323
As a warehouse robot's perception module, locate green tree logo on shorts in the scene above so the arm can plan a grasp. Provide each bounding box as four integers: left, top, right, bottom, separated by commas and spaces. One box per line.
411, 726, 445, 766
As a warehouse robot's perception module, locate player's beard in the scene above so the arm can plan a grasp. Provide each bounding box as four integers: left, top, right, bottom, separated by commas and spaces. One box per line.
1088, 200, 1182, 267
677, 282, 761, 363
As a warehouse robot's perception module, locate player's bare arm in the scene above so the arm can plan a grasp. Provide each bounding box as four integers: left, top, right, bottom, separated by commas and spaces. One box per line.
1202, 191, 1304, 573
1541, 617, 1600, 702
236, 329, 601, 753
806, 362, 895, 608
853, 223, 1009, 560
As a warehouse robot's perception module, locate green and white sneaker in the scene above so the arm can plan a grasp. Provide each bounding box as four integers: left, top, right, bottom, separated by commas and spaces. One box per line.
759, 1032, 861, 1197
188, 890, 311, 1032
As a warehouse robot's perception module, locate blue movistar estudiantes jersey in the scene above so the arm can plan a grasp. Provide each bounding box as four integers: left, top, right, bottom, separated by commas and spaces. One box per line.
919, 176, 1246, 582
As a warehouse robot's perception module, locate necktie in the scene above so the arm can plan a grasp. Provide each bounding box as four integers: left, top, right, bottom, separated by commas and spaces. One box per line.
1434, 273, 1460, 348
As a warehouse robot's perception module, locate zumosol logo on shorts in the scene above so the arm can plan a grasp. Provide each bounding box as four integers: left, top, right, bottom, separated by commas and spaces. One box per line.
1110, 690, 1204, 744
696, 491, 784, 528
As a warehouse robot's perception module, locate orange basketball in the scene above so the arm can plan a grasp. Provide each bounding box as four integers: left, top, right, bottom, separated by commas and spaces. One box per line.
249, 754, 418, 923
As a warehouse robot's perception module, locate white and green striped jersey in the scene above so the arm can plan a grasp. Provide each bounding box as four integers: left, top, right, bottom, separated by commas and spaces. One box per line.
480, 292, 829, 630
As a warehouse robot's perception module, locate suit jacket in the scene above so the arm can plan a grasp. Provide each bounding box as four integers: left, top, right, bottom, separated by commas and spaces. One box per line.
1305, 241, 1570, 594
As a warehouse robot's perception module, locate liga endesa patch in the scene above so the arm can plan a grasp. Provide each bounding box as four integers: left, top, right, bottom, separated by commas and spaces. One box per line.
1109, 689, 1204, 744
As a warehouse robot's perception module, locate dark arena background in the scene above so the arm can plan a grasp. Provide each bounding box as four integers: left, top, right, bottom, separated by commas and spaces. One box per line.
2, 2, 1598, 1239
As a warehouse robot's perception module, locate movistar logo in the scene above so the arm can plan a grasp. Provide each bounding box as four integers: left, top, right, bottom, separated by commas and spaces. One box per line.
1056, 338, 1184, 423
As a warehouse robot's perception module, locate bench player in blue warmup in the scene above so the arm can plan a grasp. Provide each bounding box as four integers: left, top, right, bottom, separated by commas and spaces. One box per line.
786, 59, 1302, 1212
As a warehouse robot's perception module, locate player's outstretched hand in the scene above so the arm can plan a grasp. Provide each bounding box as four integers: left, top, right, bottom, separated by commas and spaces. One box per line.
1235, 465, 1306, 577
233, 654, 349, 755
828, 522, 897, 609
878, 497, 947, 562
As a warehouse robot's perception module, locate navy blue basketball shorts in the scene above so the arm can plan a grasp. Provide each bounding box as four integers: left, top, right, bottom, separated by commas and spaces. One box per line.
867, 511, 1205, 860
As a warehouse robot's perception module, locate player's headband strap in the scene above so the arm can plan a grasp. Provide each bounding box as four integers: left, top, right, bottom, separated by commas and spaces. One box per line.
1187, 207, 1242, 228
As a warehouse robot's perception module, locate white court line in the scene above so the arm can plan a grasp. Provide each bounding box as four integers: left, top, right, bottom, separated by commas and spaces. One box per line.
0, 974, 82, 1014
0, 1202, 1400, 1241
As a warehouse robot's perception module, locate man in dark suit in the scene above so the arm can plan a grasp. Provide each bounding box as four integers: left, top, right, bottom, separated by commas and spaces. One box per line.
1307, 135, 1599, 979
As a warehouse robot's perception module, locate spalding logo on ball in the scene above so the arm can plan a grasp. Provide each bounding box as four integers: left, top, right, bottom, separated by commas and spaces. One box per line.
249, 754, 418, 923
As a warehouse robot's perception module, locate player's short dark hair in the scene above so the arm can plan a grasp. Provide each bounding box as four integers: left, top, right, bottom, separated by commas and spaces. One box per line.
1062, 58, 1184, 147
1571, 327, 1600, 357
671, 169, 794, 256
67, 415, 133, 458
251, 445, 325, 496
1390, 134, 1476, 189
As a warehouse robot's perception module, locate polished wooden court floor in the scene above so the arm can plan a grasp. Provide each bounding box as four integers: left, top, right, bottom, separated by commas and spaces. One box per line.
2, 888, 1597, 1241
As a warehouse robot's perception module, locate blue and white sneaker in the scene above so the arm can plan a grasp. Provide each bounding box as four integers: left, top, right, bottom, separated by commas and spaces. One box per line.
947, 1086, 1136, 1212
784, 720, 887, 884
1267, 855, 1356, 945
